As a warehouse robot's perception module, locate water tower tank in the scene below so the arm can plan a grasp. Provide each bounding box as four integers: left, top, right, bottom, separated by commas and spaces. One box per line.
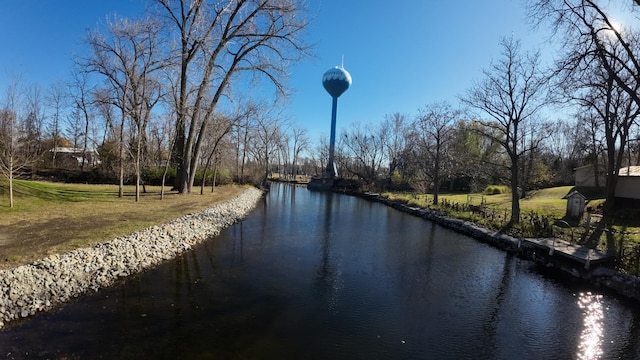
322, 66, 352, 98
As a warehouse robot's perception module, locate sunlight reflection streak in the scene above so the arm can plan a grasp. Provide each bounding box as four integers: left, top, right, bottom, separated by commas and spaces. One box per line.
576, 292, 604, 360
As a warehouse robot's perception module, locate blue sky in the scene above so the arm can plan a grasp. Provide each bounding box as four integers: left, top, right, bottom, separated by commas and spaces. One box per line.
0, 0, 556, 143
293, 0, 552, 139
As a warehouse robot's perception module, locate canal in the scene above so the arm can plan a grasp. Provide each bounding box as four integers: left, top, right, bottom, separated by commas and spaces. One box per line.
1, 183, 639, 359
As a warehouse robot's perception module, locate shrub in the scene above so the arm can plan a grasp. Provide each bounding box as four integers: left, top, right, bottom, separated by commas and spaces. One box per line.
143, 167, 176, 186
483, 185, 509, 195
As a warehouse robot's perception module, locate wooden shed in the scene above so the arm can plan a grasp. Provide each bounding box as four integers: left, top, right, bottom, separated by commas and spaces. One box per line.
565, 190, 586, 220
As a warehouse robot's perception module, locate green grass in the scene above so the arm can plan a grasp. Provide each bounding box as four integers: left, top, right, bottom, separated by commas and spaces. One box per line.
519, 186, 573, 217
383, 186, 575, 219
0, 179, 248, 268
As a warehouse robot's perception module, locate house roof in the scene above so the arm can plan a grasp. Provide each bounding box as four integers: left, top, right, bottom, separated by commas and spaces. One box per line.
50, 147, 99, 155
618, 166, 640, 177
574, 164, 640, 176
573, 163, 607, 172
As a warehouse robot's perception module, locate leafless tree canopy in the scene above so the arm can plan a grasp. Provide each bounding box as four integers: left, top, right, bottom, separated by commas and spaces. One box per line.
0, 81, 44, 208
84, 16, 166, 200
6, 0, 640, 221
409, 102, 459, 205
462, 36, 550, 225
528, 0, 640, 215
154, 0, 310, 193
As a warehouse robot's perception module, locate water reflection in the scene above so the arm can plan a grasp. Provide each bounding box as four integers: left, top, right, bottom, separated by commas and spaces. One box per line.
0, 183, 639, 359
577, 292, 604, 360
315, 192, 343, 311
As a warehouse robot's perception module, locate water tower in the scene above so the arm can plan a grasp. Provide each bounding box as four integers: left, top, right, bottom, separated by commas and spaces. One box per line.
322, 66, 352, 178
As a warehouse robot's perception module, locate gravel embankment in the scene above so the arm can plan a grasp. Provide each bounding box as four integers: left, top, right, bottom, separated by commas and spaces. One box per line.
0, 187, 263, 329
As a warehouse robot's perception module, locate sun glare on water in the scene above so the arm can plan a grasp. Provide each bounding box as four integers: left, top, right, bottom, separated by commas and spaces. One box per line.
576, 292, 605, 360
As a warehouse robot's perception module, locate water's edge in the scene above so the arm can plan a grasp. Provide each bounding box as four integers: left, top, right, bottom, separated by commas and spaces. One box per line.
340, 190, 640, 303
0, 187, 264, 330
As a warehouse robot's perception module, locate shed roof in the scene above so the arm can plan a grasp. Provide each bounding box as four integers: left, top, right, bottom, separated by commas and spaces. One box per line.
565, 190, 586, 200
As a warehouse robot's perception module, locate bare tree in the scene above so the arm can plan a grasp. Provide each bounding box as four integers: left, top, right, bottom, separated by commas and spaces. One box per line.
155, 0, 310, 193
576, 69, 640, 210
147, 114, 173, 167
338, 122, 386, 185
0, 81, 40, 208
462, 37, 549, 225
579, 112, 606, 188
232, 104, 258, 183
68, 69, 96, 172
310, 135, 329, 177
538, 117, 588, 185
289, 125, 309, 179
23, 85, 45, 169
529, 0, 640, 106
410, 102, 459, 205
247, 106, 287, 187
45, 81, 68, 167
0, 83, 20, 208
199, 111, 236, 194
84, 16, 166, 201
530, 0, 640, 214
381, 113, 410, 184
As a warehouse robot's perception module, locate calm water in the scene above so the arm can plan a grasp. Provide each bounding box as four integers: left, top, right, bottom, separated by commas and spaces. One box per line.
1, 184, 639, 359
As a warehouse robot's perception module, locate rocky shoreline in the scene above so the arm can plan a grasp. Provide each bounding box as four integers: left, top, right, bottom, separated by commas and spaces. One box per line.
0, 187, 263, 330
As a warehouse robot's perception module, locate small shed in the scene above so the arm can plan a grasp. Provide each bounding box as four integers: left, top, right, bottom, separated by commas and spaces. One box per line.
565, 190, 586, 220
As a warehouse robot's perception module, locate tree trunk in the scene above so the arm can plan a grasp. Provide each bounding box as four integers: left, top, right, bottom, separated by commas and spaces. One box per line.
9, 157, 14, 209
82, 106, 90, 172
176, 151, 191, 194
160, 156, 171, 201
433, 139, 441, 205
118, 109, 126, 198
200, 153, 213, 195
603, 138, 618, 215
510, 162, 520, 225
241, 126, 248, 183
135, 124, 142, 202
510, 121, 520, 225
212, 158, 218, 192
199, 167, 207, 195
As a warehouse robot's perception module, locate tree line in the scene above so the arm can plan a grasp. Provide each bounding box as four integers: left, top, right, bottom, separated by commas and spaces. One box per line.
1, 0, 311, 207
2, 0, 640, 229
330, 1, 640, 226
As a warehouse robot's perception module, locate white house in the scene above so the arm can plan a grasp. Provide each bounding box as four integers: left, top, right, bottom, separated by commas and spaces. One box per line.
49, 147, 101, 167
616, 166, 640, 207
574, 164, 640, 207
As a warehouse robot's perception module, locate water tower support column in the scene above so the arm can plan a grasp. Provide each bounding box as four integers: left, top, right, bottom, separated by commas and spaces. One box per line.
308, 65, 351, 191
327, 96, 338, 177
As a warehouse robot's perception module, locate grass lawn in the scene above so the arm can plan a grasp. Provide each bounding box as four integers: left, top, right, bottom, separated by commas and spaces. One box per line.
382, 186, 607, 220
384, 186, 577, 216
0, 179, 248, 269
